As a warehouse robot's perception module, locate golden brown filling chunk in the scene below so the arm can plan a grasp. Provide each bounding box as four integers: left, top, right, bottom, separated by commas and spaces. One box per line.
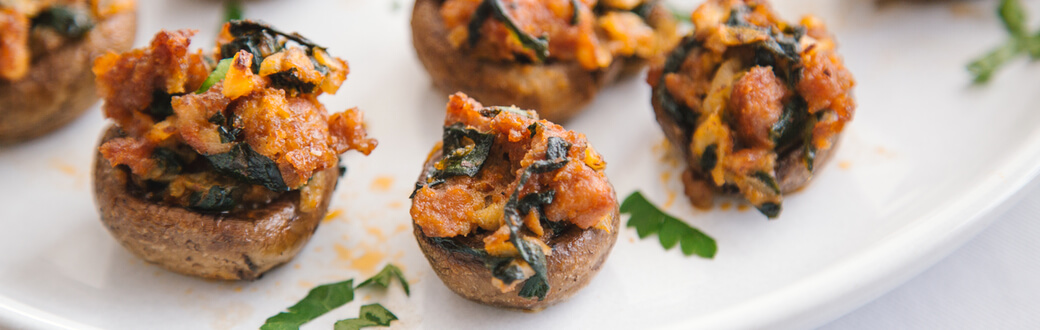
441, 0, 680, 70
648, 0, 855, 217
93, 21, 376, 212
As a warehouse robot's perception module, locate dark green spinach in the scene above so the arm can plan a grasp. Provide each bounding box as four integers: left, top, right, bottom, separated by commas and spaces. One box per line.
31, 7, 94, 38
188, 185, 236, 212
468, 0, 551, 62
205, 143, 288, 191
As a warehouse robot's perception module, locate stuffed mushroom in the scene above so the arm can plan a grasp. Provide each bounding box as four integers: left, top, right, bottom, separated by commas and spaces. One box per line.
92, 21, 377, 280
412, 0, 681, 123
0, 0, 136, 143
648, 0, 855, 218
410, 92, 618, 310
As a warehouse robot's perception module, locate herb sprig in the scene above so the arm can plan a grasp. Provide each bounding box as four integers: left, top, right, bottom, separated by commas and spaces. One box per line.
968, 0, 1040, 83
261, 264, 409, 330
621, 191, 717, 258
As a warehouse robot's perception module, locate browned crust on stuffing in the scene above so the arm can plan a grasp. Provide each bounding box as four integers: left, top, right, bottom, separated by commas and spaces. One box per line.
0, 8, 137, 143
412, 147, 620, 311
411, 0, 672, 123
93, 126, 336, 280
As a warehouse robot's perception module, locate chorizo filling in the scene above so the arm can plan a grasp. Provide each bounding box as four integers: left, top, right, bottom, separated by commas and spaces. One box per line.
93, 21, 376, 213
440, 0, 681, 70
647, 0, 855, 217
0, 0, 132, 81
410, 93, 615, 299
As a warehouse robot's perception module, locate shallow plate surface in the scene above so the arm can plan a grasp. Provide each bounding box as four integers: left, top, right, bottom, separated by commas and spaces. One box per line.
1, 0, 1038, 329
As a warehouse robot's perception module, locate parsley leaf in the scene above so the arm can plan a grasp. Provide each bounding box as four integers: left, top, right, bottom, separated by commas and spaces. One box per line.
261, 264, 411, 330
333, 304, 398, 330
968, 0, 1040, 83
224, 0, 243, 22
261, 280, 355, 330
356, 264, 410, 296
195, 58, 233, 93
621, 191, 717, 258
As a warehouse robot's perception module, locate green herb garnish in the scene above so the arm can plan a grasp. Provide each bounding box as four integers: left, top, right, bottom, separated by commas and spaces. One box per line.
621, 191, 717, 258
468, 0, 550, 62
262, 264, 409, 330
333, 304, 398, 330
968, 0, 1040, 83
224, 0, 243, 22
195, 58, 232, 94
261, 279, 356, 330
357, 264, 410, 296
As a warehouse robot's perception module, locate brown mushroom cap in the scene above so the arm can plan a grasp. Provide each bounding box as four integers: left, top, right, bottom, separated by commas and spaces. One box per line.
93, 126, 337, 280
412, 147, 621, 311
410, 0, 673, 123
0, 8, 137, 144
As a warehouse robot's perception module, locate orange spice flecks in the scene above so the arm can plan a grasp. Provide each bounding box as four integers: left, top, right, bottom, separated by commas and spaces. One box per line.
323, 208, 344, 223
366, 226, 387, 242
351, 249, 386, 276
838, 160, 852, 170
737, 204, 750, 212
663, 191, 676, 209
370, 175, 394, 192
720, 201, 733, 211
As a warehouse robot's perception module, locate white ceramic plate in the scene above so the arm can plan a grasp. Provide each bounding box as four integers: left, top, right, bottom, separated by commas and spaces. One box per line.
2, 0, 1039, 329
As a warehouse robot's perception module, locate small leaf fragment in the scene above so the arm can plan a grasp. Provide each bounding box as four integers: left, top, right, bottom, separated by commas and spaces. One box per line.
195, 58, 233, 93
333, 304, 398, 330
357, 264, 410, 296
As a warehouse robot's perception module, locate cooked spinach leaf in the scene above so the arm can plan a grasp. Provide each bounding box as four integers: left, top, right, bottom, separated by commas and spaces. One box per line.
498, 139, 571, 300
267, 68, 319, 94
756, 202, 781, 218
770, 96, 807, 147
751, 171, 781, 195
802, 111, 822, 173
428, 123, 494, 181
656, 36, 701, 136
261, 279, 355, 330
188, 185, 236, 212
31, 7, 94, 38
621, 191, 717, 258
700, 144, 718, 172
195, 58, 233, 93
205, 143, 288, 191
333, 304, 398, 330
356, 264, 410, 296
152, 148, 183, 176
569, 0, 581, 25
468, 0, 550, 62
147, 91, 181, 121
